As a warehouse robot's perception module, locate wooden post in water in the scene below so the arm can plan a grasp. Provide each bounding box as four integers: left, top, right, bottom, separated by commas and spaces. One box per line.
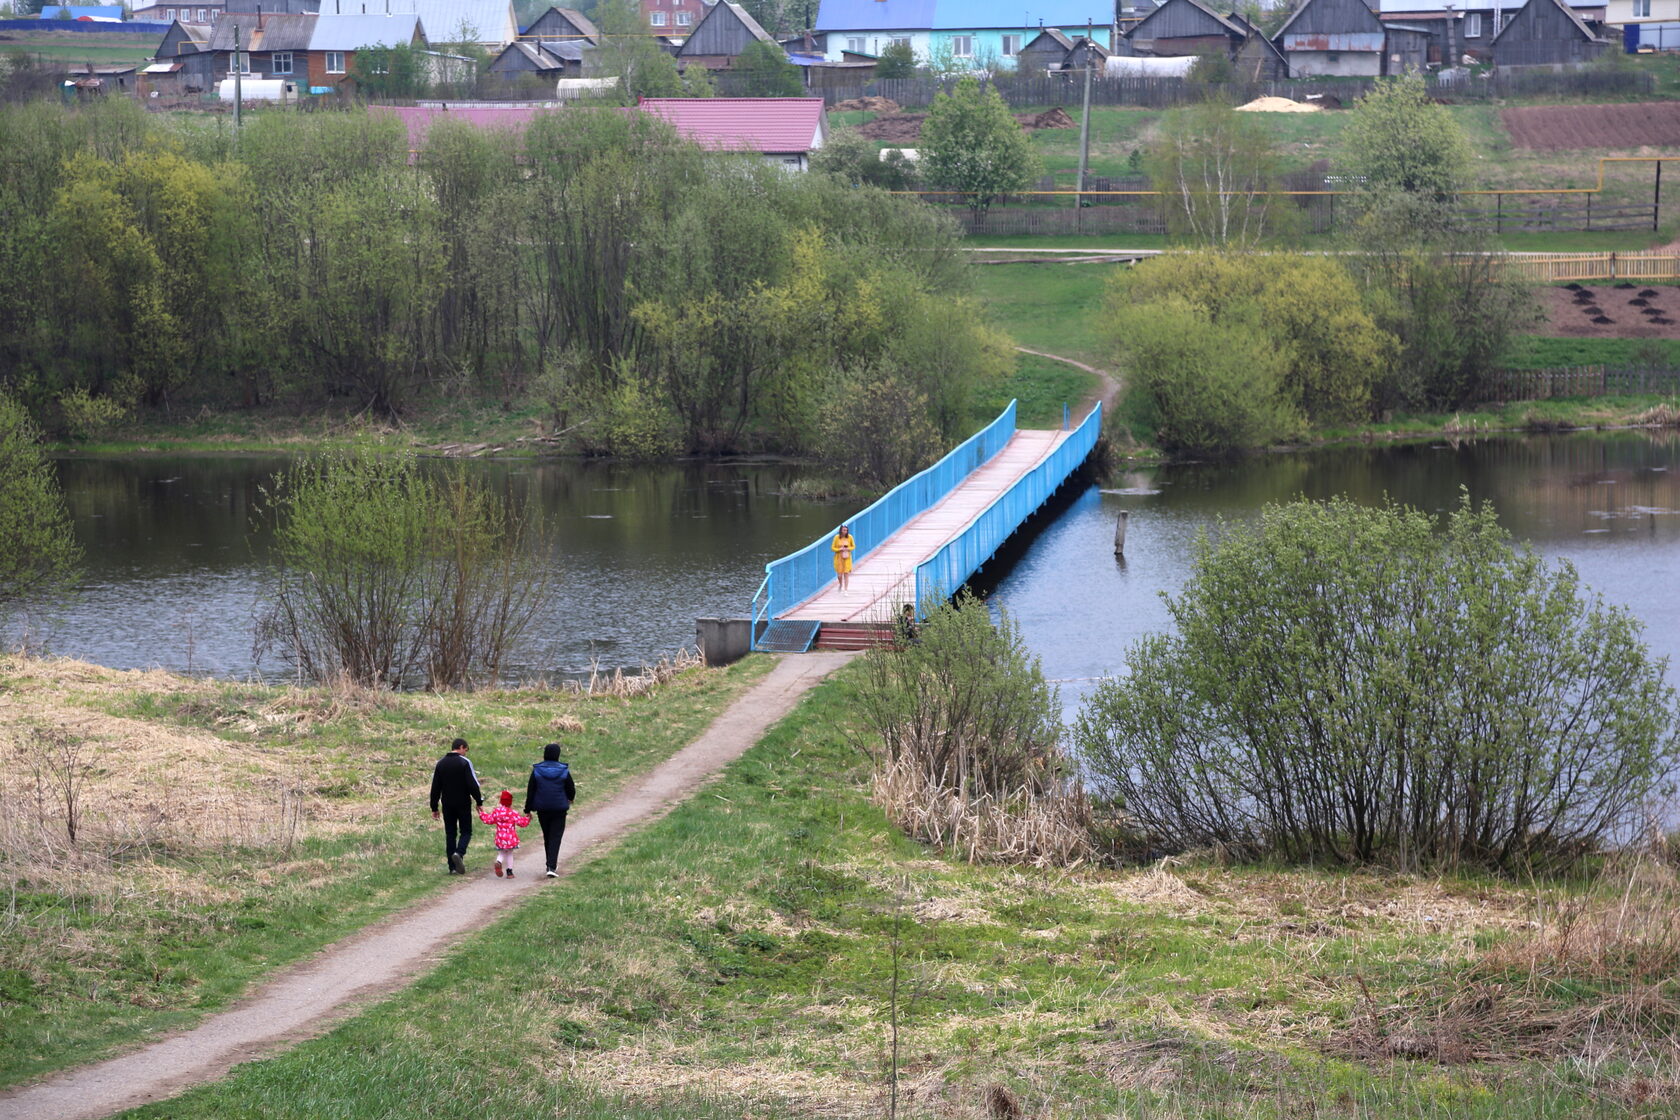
1113, 510, 1128, 557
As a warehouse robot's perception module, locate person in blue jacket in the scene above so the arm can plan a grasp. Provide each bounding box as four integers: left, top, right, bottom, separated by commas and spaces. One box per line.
524, 742, 577, 879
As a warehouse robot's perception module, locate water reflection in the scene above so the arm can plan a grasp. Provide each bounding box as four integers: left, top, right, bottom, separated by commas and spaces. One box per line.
989, 432, 1680, 717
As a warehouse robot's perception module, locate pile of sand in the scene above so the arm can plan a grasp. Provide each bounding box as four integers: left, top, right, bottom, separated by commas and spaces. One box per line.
831, 96, 899, 113
1234, 96, 1321, 113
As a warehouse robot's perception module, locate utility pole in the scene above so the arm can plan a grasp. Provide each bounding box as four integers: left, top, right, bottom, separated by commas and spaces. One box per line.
232, 22, 243, 135
1075, 19, 1093, 232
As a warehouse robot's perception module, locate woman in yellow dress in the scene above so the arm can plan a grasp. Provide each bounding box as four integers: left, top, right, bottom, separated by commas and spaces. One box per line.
831, 524, 856, 592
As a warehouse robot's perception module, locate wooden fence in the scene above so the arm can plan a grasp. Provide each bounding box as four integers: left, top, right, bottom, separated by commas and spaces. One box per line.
820, 67, 1653, 110
1499, 253, 1680, 282
1483, 365, 1680, 400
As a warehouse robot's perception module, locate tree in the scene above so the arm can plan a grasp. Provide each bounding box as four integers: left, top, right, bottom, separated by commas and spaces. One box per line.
256, 448, 551, 690
734, 39, 802, 97
351, 42, 427, 100
590, 0, 684, 100
875, 39, 915, 78
810, 127, 917, 190
1340, 74, 1472, 201
1075, 495, 1680, 872
919, 76, 1038, 217
1146, 101, 1291, 247
1105, 253, 1395, 433
0, 391, 81, 632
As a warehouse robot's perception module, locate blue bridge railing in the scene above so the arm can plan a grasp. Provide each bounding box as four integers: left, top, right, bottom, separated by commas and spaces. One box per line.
913, 402, 1102, 609
751, 400, 1018, 644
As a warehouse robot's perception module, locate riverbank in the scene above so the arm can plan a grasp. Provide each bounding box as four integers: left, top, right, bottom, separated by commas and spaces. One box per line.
112, 662, 1680, 1119
0, 652, 771, 1090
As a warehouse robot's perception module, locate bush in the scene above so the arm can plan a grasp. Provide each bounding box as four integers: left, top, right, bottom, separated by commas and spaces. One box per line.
818, 367, 941, 490
1109, 297, 1300, 456
856, 595, 1091, 866
1074, 494, 1680, 872
255, 447, 551, 690
0, 391, 80, 634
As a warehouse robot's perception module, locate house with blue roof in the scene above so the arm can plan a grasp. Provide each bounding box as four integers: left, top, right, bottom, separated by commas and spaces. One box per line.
813, 1, 1113, 68
38, 5, 125, 19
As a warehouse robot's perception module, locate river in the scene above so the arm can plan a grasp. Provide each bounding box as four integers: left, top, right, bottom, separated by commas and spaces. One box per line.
26, 432, 1680, 705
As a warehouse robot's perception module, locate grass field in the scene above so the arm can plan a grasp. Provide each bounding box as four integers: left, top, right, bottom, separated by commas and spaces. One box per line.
0, 31, 160, 67
0, 653, 772, 1090
970, 262, 1113, 369
120, 661, 1680, 1119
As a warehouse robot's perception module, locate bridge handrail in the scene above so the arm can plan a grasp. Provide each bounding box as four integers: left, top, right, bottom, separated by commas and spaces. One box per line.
754, 400, 1018, 633
914, 402, 1102, 609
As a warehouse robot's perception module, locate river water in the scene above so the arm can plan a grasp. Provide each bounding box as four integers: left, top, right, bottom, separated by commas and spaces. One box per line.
28, 432, 1680, 704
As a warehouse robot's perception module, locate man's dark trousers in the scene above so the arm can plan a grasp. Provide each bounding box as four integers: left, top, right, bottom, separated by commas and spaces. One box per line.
537, 810, 567, 872
441, 802, 474, 862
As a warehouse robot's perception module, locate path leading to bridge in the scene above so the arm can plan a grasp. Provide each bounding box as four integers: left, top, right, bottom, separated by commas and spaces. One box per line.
0, 652, 855, 1120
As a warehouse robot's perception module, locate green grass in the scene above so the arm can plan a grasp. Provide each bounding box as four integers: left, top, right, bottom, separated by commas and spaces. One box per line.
119, 663, 1677, 1119
0, 653, 773, 1090
1, 31, 160, 67
1505, 334, 1680, 369
969, 261, 1112, 368
982, 352, 1098, 429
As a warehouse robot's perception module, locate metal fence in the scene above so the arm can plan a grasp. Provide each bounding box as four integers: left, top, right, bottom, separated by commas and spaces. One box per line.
751, 400, 1018, 630
914, 403, 1103, 608
819, 67, 1653, 109
1456, 197, 1656, 234
1483, 365, 1680, 400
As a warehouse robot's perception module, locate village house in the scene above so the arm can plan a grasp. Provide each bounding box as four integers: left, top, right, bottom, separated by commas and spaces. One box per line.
1017, 27, 1075, 71
486, 37, 585, 80
1375, 0, 1606, 63
674, 1, 777, 68
1491, 0, 1610, 64
1274, 0, 1428, 76
520, 5, 597, 43
198, 12, 425, 90
812, 0, 1113, 69
322, 0, 514, 47
1125, 0, 1246, 57
1602, 0, 1678, 50
641, 0, 707, 36
638, 96, 828, 170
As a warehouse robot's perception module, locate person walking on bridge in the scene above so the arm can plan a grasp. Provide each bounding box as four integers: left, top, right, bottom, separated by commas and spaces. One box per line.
430, 737, 482, 874
831, 524, 856, 593
525, 742, 576, 879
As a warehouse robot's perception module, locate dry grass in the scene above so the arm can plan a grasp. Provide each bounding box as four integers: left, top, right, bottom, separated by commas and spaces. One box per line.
575, 648, 703, 698
870, 756, 1094, 869
1633, 400, 1680, 427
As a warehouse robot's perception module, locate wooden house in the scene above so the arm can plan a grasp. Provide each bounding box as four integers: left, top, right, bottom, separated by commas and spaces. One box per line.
487, 38, 584, 79
1377, 0, 1605, 64
204, 13, 318, 83
1126, 0, 1246, 57
1274, 0, 1391, 76
1064, 34, 1111, 69
676, 0, 777, 68
1229, 16, 1289, 78
1491, 0, 1610, 65
521, 6, 598, 43
1017, 27, 1075, 71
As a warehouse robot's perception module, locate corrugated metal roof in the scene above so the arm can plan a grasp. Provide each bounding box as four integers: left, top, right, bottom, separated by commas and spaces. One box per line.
366, 0, 517, 44
638, 97, 826, 154
815, 0, 1113, 31
309, 13, 423, 50
253, 14, 316, 52
39, 6, 124, 19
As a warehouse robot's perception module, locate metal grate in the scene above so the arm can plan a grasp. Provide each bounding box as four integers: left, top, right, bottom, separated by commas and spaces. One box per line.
756, 619, 821, 653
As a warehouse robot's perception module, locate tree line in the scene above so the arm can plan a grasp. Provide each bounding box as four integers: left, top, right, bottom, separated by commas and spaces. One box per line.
0, 99, 1009, 474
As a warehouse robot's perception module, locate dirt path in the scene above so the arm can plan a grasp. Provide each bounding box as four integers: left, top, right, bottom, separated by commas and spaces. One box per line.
0, 652, 855, 1120
1015, 344, 1121, 417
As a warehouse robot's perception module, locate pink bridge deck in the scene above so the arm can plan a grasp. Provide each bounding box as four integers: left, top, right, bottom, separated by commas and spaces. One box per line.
780, 429, 1070, 625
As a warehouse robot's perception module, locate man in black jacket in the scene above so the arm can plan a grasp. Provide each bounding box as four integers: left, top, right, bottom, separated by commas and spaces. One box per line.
430, 738, 483, 874
524, 742, 577, 879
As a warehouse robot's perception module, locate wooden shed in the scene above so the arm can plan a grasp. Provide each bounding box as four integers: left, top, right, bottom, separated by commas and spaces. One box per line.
488, 38, 584, 79
1017, 27, 1074, 72
675, 0, 776, 67
522, 6, 598, 43
1126, 0, 1245, 57
1064, 35, 1111, 70
1275, 0, 1389, 76
1490, 0, 1609, 67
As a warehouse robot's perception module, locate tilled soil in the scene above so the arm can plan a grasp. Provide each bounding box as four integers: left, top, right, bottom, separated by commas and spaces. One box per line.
1502, 102, 1680, 151
1540, 283, 1680, 338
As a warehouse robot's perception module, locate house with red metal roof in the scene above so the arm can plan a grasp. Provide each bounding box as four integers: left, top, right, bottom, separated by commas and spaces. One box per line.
637, 97, 828, 170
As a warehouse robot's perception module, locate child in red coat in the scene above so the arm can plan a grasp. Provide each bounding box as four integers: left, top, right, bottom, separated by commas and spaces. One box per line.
479, 790, 531, 878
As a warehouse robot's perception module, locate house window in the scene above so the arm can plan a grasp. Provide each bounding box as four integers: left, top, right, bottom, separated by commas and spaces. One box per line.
326, 51, 346, 73
1634, 0, 1652, 15
846, 35, 865, 53
232, 51, 250, 73
950, 34, 973, 57
676, 10, 691, 25
649, 10, 667, 25
165, 8, 174, 18
271, 51, 292, 74
1465, 12, 1482, 36
892, 37, 910, 48
1001, 33, 1021, 56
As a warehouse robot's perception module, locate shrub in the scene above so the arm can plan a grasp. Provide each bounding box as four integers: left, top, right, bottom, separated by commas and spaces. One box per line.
818, 367, 941, 490
255, 447, 550, 690
855, 595, 1091, 867
0, 391, 81, 634
1074, 494, 1680, 872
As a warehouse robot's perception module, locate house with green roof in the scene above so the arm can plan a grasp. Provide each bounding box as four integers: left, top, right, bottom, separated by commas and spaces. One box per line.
812, 0, 1113, 69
